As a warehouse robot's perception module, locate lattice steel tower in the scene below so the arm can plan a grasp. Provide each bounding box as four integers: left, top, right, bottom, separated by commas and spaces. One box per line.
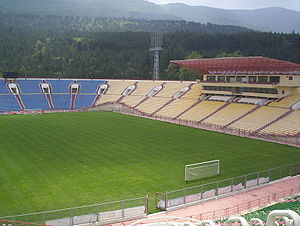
149, 33, 163, 80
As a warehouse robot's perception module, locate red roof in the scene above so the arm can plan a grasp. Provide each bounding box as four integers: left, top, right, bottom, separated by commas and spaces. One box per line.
171, 57, 300, 75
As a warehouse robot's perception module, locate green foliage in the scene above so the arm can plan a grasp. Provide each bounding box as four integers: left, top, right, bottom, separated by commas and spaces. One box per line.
178, 67, 201, 81
0, 13, 299, 79
186, 51, 203, 59
163, 64, 179, 80
164, 51, 203, 81
216, 51, 243, 58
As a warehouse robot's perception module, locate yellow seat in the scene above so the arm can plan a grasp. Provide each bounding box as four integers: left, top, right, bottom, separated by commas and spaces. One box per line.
229, 106, 289, 132
203, 103, 256, 127
179, 100, 226, 122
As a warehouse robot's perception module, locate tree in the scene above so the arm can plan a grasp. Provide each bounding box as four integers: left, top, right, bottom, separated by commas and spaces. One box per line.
163, 63, 179, 80
178, 51, 203, 81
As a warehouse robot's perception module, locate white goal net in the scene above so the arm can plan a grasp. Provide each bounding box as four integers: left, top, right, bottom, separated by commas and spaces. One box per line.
185, 160, 220, 181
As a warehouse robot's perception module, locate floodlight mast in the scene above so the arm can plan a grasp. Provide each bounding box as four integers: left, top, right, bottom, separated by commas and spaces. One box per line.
149, 33, 163, 80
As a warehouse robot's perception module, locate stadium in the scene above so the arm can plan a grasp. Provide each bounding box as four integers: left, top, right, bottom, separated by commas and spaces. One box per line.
1, 56, 300, 226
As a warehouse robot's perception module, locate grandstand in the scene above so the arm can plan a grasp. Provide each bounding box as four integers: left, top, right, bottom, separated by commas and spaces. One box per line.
0, 57, 300, 139
1, 56, 300, 226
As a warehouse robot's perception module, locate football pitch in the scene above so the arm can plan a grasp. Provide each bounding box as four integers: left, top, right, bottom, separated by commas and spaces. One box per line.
0, 111, 299, 216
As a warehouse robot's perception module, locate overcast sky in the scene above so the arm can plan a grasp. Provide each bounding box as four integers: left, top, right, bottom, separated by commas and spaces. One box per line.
147, 0, 300, 11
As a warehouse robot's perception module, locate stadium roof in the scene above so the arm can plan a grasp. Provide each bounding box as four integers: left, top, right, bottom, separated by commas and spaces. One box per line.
171, 57, 300, 75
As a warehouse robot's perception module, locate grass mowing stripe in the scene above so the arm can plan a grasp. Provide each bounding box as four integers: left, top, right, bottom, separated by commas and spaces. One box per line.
0, 111, 299, 217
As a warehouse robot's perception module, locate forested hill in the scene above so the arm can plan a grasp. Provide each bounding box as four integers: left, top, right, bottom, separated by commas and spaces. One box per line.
1, 0, 299, 33
0, 13, 250, 34
1, 27, 299, 80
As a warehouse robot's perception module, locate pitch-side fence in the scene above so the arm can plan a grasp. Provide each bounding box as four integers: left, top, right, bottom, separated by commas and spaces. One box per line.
189, 185, 300, 221
155, 162, 300, 210
0, 196, 148, 226
86, 103, 300, 147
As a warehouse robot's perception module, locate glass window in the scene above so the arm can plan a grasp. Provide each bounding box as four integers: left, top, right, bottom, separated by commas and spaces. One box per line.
236, 76, 247, 83
270, 76, 280, 83
226, 76, 235, 83
258, 76, 268, 83
207, 76, 216, 82
217, 76, 225, 82
249, 76, 257, 83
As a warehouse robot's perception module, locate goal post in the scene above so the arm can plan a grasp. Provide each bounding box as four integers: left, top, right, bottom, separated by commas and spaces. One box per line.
185, 160, 220, 182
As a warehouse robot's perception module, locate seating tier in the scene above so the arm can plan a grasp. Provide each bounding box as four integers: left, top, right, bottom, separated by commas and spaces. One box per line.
106, 80, 136, 95
120, 96, 146, 107
75, 95, 96, 109
21, 94, 50, 110
178, 101, 226, 122
131, 81, 163, 96
96, 95, 121, 105
229, 106, 289, 132
261, 110, 300, 135
202, 103, 256, 127
17, 80, 42, 93
180, 83, 202, 99
268, 94, 300, 108
0, 94, 20, 111
135, 97, 171, 114
155, 98, 199, 118
51, 94, 71, 110
155, 82, 189, 98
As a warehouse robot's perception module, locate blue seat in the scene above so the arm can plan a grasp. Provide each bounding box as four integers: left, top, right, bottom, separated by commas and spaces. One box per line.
51, 94, 71, 110
21, 94, 50, 110
0, 80, 9, 94
75, 95, 97, 109
47, 80, 74, 94
17, 79, 42, 94
77, 80, 105, 94
0, 95, 21, 111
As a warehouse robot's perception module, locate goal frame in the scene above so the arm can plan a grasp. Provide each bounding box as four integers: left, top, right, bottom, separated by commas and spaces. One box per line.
185, 160, 220, 182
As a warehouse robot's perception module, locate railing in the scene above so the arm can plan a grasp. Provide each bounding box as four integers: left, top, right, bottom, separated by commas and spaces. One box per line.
189, 186, 300, 221
0, 196, 148, 226
155, 162, 300, 210
0, 219, 47, 226
129, 209, 300, 226
84, 102, 300, 147
2, 102, 300, 147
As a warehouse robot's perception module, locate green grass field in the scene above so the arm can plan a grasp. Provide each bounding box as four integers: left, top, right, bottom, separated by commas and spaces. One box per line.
0, 111, 299, 217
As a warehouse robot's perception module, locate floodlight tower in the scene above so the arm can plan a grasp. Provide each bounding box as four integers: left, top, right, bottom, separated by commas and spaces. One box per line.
149, 32, 163, 80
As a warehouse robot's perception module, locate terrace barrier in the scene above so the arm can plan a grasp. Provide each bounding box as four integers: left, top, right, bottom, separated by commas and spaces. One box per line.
0, 196, 149, 226
85, 102, 300, 147
155, 162, 300, 210
188, 186, 300, 221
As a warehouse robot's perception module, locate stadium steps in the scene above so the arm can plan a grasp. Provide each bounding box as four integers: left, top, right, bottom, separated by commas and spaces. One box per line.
116, 95, 125, 103
46, 94, 54, 109
15, 94, 25, 110
224, 105, 261, 128
198, 102, 230, 123
133, 96, 150, 109
252, 109, 294, 135
150, 99, 175, 116
70, 94, 76, 110
173, 100, 202, 120
151, 82, 166, 97
132, 82, 166, 109
117, 81, 138, 103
